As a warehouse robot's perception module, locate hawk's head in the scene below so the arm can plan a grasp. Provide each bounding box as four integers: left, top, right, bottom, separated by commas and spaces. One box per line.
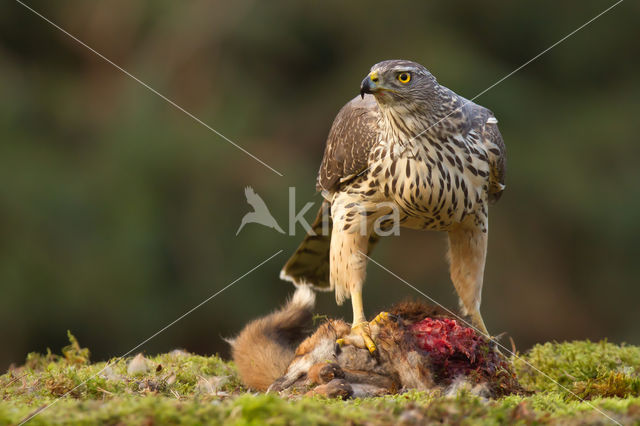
360, 59, 438, 107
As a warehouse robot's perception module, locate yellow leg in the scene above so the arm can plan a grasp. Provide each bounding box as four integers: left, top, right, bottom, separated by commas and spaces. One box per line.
329, 193, 378, 354
448, 221, 491, 338
470, 311, 489, 337
350, 287, 376, 353
350, 286, 367, 324
335, 288, 377, 353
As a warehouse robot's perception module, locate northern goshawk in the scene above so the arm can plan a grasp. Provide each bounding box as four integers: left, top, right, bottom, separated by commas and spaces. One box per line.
281, 59, 506, 352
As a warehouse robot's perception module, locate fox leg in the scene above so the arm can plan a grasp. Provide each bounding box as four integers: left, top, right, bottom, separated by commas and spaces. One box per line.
341, 369, 398, 394
306, 379, 353, 399
308, 362, 345, 385
447, 217, 489, 336
308, 363, 396, 398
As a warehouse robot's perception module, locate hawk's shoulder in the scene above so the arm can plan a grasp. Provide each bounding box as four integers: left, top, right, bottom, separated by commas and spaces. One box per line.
471, 104, 506, 203
316, 95, 380, 193
455, 97, 506, 203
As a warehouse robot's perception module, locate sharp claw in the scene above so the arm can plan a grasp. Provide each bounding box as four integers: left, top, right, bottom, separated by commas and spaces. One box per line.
335, 338, 345, 347
364, 335, 377, 354
351, 321, 377, 354
371, 311, 390, 325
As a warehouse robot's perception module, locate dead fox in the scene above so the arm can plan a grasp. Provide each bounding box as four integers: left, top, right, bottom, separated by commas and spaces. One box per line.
228, 287, 522, 398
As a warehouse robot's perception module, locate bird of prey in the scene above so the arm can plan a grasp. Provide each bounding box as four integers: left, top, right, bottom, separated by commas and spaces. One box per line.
281, 60, 506, 353
236, 186, 285, 235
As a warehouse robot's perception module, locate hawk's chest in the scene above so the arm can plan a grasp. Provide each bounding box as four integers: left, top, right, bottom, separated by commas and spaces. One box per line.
370, 131, 490, 228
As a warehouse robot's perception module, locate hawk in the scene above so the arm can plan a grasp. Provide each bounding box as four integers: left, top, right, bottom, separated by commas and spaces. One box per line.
281, 59, 506, 353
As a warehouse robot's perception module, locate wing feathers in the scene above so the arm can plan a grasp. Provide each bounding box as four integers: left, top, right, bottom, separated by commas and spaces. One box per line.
316, 95, 380, 193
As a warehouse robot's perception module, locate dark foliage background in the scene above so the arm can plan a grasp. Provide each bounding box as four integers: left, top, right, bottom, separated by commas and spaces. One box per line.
1, 0, 638, 371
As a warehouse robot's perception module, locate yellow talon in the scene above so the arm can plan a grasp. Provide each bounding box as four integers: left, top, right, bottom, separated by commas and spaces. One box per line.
352, 321, 376, 354
336, 338, 345, 346
364, 338, 376, 354
371, 311, 390, 325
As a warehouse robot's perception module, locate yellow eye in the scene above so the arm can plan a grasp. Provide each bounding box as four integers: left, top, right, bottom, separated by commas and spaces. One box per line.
397, 72, 411, 83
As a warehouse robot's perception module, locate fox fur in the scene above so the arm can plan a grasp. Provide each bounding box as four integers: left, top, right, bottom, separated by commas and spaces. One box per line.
228, 287, 522, 398
228, 286, 316, 392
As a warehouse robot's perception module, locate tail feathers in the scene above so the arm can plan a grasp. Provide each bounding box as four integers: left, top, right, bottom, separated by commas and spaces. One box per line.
280, 201, 333, 290
229, 287, 316, 391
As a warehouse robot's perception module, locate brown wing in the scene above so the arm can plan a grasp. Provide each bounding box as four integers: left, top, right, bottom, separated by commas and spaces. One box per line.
476, 110, 507, 204
463, 100, 506, 204
451, 95, 506, 204
316, 95, 380, 193
484, 120, 506, 203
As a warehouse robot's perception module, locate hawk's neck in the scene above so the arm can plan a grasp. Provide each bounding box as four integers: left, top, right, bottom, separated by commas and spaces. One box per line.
377, 85, 456, 145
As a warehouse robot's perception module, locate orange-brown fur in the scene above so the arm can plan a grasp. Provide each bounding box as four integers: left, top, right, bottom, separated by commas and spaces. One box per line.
227, 287, 315, 391
230, 288, 521, 398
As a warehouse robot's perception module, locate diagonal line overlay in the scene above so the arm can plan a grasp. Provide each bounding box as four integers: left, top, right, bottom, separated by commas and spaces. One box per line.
355, 0, 625, 179
362, 251, 622, 426
15, 0, 284, 177
18, 250, 283, 425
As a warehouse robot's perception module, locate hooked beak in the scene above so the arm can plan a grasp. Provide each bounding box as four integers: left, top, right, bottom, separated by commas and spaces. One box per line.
360, 71, 379, 98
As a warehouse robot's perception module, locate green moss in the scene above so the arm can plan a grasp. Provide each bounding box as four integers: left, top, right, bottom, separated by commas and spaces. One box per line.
513, 340, 640, 400
61, 331, 91, 366
2, 335, 640, 425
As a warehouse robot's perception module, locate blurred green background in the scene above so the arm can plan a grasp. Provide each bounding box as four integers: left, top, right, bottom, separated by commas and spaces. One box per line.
1, 0, 639, 371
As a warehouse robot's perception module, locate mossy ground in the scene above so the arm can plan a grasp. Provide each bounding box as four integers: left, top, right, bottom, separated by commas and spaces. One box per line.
2, 335, 639, 425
